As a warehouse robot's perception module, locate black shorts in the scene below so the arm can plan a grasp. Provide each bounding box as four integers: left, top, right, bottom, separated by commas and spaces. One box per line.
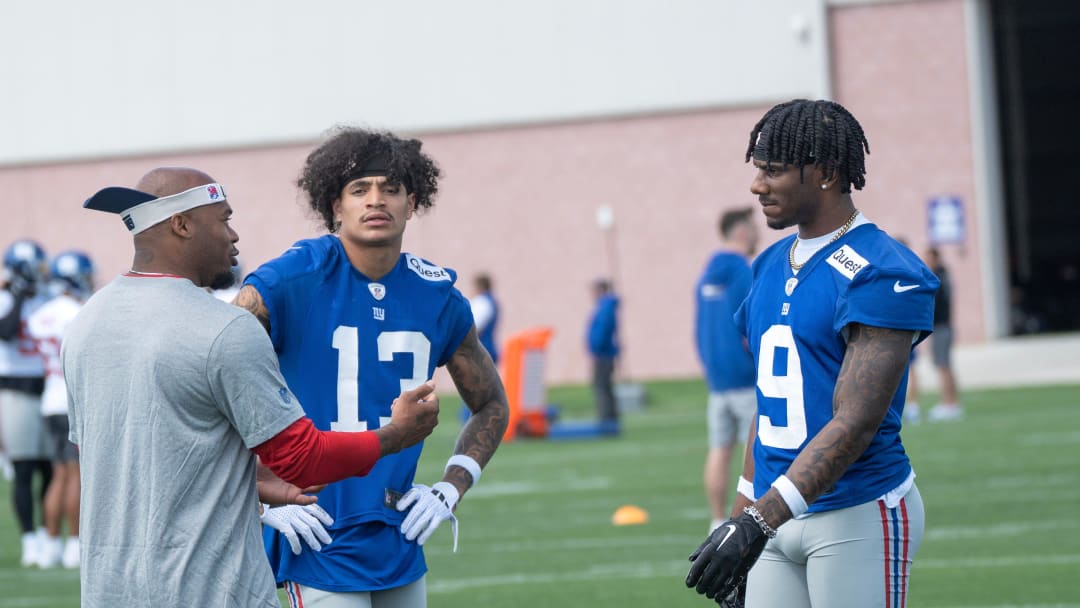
44, 414, 78, 463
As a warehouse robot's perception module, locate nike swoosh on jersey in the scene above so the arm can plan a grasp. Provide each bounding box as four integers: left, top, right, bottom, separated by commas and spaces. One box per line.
893, 281, 919, 293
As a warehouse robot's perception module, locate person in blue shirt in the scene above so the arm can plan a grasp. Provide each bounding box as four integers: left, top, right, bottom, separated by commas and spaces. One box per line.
586, 279, 619, 424
234, 127, 509, 608
687, 100, 939, 608
469, 274, 499, 364
694, 207, 758, 533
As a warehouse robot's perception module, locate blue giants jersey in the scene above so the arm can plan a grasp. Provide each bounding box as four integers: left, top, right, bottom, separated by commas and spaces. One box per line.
246, 235, 473, 591
695, 250, 755, 391
735, 224, 939, 513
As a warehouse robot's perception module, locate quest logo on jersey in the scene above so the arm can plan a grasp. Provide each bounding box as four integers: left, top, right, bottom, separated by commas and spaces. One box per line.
405, 254, 451, 282
826, 244, 870, 280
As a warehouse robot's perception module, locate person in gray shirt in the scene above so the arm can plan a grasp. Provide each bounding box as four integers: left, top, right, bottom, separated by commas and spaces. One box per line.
64, 167, 440, 607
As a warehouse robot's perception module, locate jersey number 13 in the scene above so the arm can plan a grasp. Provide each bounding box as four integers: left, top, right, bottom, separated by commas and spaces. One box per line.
330, 325, 430, 433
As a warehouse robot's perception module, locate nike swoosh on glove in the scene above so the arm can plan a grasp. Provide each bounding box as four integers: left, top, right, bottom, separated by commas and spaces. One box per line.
685, 512, 768, 601
396, 481, 460, 550
261, 503, 334, 555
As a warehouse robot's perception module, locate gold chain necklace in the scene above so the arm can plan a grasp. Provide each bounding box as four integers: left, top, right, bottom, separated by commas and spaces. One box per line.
788, 210, 860, 271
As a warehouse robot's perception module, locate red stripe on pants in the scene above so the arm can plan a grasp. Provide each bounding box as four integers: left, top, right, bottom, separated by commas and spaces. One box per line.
878, 500, 892, 608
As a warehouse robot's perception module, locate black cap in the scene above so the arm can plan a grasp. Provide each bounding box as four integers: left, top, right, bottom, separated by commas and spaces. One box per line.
83, 187, 157, 213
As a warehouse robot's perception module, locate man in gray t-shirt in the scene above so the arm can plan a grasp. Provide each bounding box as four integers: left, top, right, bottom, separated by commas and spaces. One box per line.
64, 274, 302, 606
66, 167, 441, 607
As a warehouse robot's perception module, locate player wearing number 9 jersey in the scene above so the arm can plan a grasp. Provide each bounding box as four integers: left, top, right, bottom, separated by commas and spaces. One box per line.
685, 100, 940, 608
739, 220, 938, 509
237, 127, 509, 607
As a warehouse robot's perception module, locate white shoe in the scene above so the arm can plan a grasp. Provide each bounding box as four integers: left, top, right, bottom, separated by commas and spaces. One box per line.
62, 537, 80, 569
36, 535, 63, 569
20, 532, 39, 568
928, 404, 963, 422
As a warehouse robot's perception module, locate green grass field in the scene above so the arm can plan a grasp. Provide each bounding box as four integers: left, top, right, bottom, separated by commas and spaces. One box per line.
1, 380, 1077, 607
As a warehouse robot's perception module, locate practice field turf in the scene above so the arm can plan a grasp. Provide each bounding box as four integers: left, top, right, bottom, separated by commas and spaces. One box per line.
0, 380, 1076, 607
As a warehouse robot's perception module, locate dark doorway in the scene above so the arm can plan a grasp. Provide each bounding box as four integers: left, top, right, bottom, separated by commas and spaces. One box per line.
991, 0, 1080, 334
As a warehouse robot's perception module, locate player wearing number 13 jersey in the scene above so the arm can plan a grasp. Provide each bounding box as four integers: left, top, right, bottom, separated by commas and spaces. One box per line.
686, 100, 940, 608
237, 128, 509, 607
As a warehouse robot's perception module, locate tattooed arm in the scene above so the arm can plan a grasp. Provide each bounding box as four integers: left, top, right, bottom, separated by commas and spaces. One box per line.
232, 284, 271, 334
752, 323, 914, 528
442, 327, 510, 499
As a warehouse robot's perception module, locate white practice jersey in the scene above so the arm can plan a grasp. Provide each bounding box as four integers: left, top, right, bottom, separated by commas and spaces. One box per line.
27, 294, 83, 415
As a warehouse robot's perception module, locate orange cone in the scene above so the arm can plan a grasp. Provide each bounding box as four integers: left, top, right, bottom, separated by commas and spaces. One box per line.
612, 504, 649, 526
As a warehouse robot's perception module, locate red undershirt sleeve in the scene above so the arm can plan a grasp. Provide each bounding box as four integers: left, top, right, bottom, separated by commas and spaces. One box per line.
252, 417, 382, 488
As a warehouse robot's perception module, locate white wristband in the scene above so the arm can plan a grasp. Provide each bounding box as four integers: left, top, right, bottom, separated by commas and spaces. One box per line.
737, 476, 756, 501
445, 454, 482, 486
771, 474, 808, 518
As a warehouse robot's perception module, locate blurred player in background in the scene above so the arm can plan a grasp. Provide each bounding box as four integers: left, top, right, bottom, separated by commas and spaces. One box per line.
586, 278, 620, 426
923, 247, 963, 422
234, 127, 509, 607
694, 208, 758, 533
69, 167, 442, 606
26, 251, 95, 569
469, 273, 500, 364
0, 239, 52, 568
686, 99, 938, 607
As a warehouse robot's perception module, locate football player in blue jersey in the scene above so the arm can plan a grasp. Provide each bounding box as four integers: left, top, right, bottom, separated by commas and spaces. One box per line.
234, 127, 509, 607
694, 207, 758, 533
469, 274, 499, 364
686, 100, 939, 608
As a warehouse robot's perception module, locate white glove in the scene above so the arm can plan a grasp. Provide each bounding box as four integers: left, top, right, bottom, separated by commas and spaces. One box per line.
396, 481, 460, 550
261, 504, 334, 555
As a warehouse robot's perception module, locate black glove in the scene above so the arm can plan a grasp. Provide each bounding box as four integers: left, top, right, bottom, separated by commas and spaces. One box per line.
717, 580, 746, 607
685, 512, 768, 600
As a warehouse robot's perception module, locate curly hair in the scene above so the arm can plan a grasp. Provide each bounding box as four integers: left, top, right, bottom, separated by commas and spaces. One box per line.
745, 99, 870, 194
298, 127, 442, 232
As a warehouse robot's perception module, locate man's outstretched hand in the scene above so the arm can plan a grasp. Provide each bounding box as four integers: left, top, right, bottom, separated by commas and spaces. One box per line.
376, 381, 440, 456
256, 459, 324, 506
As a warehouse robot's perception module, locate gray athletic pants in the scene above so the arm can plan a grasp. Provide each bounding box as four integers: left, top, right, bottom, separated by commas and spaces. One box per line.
746, 484, 925, 608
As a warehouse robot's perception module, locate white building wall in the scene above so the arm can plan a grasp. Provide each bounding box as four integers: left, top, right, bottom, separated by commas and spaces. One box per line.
0, 0, 830, 164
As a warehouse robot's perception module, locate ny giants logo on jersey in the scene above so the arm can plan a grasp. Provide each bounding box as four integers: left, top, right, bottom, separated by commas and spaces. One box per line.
373, 307, 385, 321
405, 254, 451, 282
826, 244, 870, 280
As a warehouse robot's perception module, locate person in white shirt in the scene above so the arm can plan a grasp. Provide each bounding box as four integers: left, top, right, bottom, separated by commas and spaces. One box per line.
27, 250, 95, 569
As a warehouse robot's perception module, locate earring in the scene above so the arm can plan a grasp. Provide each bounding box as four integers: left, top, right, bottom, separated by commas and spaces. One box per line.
820, 184, 828, 190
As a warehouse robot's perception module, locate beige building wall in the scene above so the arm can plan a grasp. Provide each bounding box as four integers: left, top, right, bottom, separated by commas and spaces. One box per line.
1, 0, 992, 386
831, 0, 984, 349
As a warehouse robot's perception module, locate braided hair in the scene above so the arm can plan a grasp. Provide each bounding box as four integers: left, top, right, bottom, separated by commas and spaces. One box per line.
745, 99, 870, 194
298, 127, 441, 233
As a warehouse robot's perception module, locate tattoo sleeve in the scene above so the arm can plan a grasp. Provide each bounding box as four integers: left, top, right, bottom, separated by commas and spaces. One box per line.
754, 323, 915, 528
232, 284, 271, 333
443, 328, 509, 497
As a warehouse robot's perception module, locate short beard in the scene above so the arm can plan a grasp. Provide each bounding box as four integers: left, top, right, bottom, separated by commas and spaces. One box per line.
765, 216, 792, 230
209, 271, 236, 291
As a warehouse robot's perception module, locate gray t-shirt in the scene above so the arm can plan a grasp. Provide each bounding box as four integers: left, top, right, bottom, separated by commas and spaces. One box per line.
63, 275, 304, 607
